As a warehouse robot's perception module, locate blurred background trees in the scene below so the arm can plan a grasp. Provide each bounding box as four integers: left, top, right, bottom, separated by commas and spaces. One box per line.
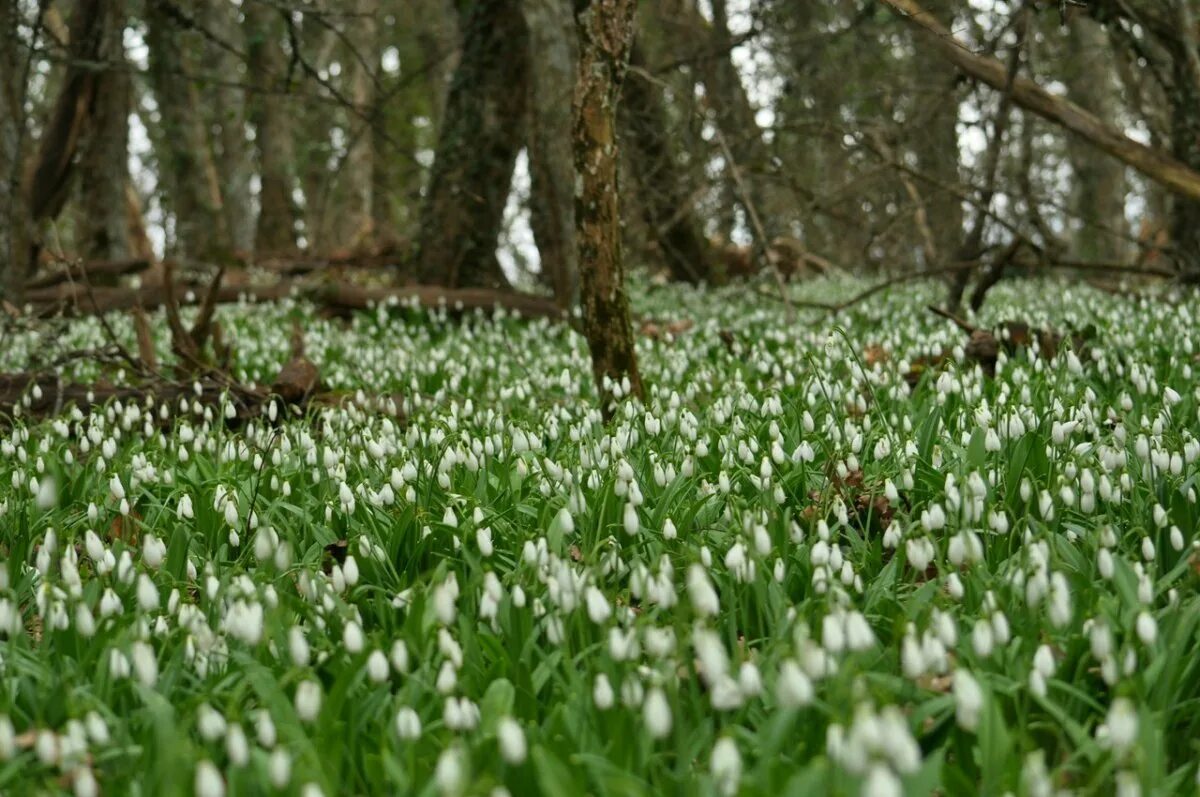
3, 0, 1199, 309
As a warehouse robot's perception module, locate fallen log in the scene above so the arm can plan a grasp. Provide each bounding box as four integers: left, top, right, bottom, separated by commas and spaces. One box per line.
25, 258, 152, 290
25, 279, 566, 322
0, 370, 404, 426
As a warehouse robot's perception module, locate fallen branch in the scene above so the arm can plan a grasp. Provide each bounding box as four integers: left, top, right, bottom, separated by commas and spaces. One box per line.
25, 278, 566, 322
25, 258, 151, 290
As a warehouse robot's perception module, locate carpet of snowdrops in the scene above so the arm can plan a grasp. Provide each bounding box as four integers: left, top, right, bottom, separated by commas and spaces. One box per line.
1, 277, 1199, 797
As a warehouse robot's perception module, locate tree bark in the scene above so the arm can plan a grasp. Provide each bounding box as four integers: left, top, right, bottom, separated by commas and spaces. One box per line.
144, 0, 231, 262
337, 0, 380, 251
907, 0, 962, 266
415, 0, 528, 288
0, 0, 28, 301
245, 3, 299, 255
881, 0, 1200, 202
78, 2, 131, 263
574, 0, 644, 412
1064, 17, 1127, 263
204, 1, 255, 254
1167, 37, 1200, 278
620, 44, 717, 283
524, 0, 579, 307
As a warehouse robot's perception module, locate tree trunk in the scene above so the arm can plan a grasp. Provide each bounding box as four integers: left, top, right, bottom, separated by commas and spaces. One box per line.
245, 3, 299, 255
144, 0, 230, 262
415, 0, 528, 288
620, 44, 717, 283
524, 0, 579, 307
574, 0, 644, 412
1064, 17, 1127, 263
204, 1, 255, 254
0, 0, 28, 301
908, 0, 962, 266
1168, 47, 1200, 278
337, 0, 379, 251
78, 2, 131, 263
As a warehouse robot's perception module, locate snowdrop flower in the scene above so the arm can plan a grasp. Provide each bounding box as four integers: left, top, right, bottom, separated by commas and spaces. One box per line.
295, 680, 322, 722
776, 660, 814, 707
194, 761, 225, 797
623, 502, 640, 536
395, 707, 422, 740
343, 620, 365, 654
953, 669, 984, 731
497, 717, 527, 765
1135, 612, 1157, 645
269, 749, 292, 788
435, 745, 467, 796
687, 565, 720, 617
225, 724, 249, 767
366, 650, 389, 683
643, 687, 672, 739
1102, 698, 1138, 757
594, 674, 615, 710
130, 641, 158, 687
710, 737, 742, 796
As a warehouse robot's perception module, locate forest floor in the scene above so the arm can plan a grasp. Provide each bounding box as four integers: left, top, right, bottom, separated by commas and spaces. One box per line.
0, 276, 1197, 796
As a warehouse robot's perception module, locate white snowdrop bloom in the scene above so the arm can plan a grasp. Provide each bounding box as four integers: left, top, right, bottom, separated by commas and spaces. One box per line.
142, 535, 166, 569
1098, 548, 1115, 579
662, 517, 678, 540
1136, 611, 1158, 645
0, 716, 13, 761
1170, 526, 1185, 552
136, 574, 160, 613
264, 749, 291, 789
194, 760, 225, 797
497, 717, 527, 764
972, 619, 994, 658
223, 499, 239, 528
255, 711, 276, 749
34, 729, 58, 766
623, 502, 640, 536
585, 586, 612, 624
953, 669, 984, 731
225, 724, 249, 767
343, 620, 365, 654
1104, 698, 1139, 756
72, 767, 98, 797
343, 555, 360, 587
130, 641, 158, 687
109, 475, 126, 501
436, 661, 458, 694
643, 687, 672, 739
1047, 573, 1072, 628
687, 565, 720, 617
435, 745, 467, 796
822, 613, 846, 654
476, 527, 494, 557
197, 704, 227, 741
289, 627, 311, 667
845, 612, 875, 651
295, 680, 322, 722
84, 712, 109, 746
1034, 645, 1056, 679
366, 649, 390, 683
738, 661, 763, 697
395, 707, 422, 740
84, 530, 106, 563
710, 737, 742, 797
776, 660, 814, 707
301, 784, 325, 797
862, 763, 902, 797
594, 674, 615, 710
391, 639, 410, 673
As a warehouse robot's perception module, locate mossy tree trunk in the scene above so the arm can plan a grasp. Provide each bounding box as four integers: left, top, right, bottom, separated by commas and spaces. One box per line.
574, 0, 644, 414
